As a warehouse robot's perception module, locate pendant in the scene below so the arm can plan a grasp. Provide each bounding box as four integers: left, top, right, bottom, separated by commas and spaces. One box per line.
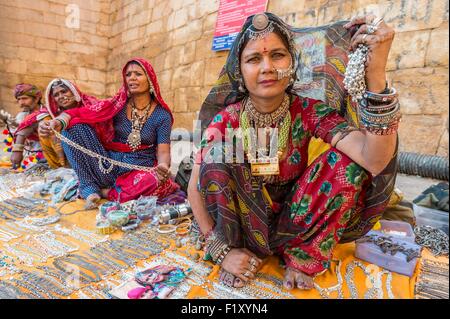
250, 156, 279, 176
127, 129, 141, 150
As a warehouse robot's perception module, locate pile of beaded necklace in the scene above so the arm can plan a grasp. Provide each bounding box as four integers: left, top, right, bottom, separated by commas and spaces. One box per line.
240, 94, 291, 176
127, 100, 153, 151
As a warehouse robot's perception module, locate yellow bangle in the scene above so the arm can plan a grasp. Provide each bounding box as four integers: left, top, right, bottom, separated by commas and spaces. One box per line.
157, 224, 176, 234
175, 222, 191, 235
96, 221, 115, 235
169, 216, 193, 225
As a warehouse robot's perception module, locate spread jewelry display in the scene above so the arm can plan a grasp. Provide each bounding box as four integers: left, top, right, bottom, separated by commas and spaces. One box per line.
314, 260, 344, 299
415, 259, 449, 299
6, 231, 79, 264
0, 197, 48, 220
345, 260, 394, 299
54, 224, 108, 248
414, 225, 449, 256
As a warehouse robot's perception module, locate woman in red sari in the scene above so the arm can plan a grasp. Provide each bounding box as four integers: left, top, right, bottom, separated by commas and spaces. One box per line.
188, 13, 399, 290
40, 58, 180, 208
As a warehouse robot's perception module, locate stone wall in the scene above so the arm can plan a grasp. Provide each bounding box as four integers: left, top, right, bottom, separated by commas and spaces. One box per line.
106, 0, 224, 131
1, 0, 448, 156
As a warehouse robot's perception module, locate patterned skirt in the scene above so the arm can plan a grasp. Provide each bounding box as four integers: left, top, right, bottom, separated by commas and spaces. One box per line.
62, 124, 180, 202
199, 146, 376, 275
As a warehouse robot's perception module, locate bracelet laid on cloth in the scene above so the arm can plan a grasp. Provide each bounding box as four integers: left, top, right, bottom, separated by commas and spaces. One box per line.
157, 224, 176, 234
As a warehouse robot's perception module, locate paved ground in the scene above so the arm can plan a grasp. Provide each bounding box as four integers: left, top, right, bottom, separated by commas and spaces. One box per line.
395, 173, 443, 202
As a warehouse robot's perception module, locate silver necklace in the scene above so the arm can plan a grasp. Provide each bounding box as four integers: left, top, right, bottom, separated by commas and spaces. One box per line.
245, 94, 290, 127
345, 260, 394, 299
54, 129, 156, 173
127, 100, 152, 151
314, 260, 344, 299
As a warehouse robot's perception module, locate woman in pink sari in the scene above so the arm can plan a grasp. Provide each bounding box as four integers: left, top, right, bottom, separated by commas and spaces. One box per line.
40, 58, 180, 208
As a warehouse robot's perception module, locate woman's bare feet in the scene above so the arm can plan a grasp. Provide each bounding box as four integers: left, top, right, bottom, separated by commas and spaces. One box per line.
219, 269, 245, 288
85, 193, 101, 210
283, 267, 314, 290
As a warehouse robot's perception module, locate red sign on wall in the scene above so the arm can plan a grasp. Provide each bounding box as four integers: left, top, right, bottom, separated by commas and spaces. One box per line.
212, 0, 269, 51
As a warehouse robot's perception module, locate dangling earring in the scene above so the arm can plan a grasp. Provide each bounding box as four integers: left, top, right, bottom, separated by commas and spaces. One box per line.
238, 78, 247, 93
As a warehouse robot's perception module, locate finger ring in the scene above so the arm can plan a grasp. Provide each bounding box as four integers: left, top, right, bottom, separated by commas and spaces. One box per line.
362, 34, 368, 42
250, 265, 256, 272
243, 271, 251, 277
249, 258, 257, 266
372, 17, 383, 27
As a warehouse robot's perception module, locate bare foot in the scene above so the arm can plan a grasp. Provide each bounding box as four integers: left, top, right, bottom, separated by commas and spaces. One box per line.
220, 248, 262, 287
85, 193, 101, 210
219, 269, 245, 288
283, 267, 314, 290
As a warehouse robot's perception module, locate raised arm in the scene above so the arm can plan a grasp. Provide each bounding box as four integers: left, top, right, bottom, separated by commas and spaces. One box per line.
333, 15, 397, 176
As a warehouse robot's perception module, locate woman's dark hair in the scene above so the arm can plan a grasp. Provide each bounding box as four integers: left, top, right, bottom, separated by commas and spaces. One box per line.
50, 80, 69, 96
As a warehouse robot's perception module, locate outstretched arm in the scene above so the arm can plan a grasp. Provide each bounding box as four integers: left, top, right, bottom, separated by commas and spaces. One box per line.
332, 15, 397, 176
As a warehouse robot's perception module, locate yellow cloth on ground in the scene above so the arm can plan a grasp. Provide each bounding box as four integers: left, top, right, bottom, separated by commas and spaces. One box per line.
0, 199, 417, 299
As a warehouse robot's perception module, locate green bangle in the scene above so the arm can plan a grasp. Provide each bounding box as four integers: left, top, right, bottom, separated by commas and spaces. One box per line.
56, 119, 67, 131
203, 252, 212, 261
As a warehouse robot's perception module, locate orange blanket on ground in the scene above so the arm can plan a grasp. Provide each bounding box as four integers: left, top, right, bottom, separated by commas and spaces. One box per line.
5, 199, 417, 299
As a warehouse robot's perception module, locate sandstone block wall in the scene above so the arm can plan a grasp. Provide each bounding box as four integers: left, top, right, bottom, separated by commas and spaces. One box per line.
0, 0, 110, 113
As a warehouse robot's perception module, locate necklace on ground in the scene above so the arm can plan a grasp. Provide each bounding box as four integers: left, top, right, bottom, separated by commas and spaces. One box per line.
240, 94, 291, 176
127, 100, 152, 151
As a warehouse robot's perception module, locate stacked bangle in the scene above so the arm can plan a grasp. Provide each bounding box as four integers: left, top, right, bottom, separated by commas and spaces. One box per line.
56, 119, 67, 131
55, 113, 71, 131
363, 88, 398, 103
215, 246, 231, 265
358, 87, 401, 136
205, 230, 231, 265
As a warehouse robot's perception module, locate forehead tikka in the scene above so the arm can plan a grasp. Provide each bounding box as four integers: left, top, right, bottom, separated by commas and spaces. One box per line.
248, 13, 274, 41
